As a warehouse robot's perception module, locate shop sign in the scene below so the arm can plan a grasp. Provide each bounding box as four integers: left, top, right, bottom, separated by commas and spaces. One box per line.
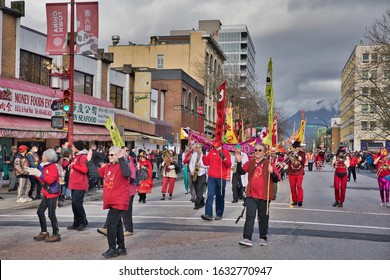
0, 86, 114, 126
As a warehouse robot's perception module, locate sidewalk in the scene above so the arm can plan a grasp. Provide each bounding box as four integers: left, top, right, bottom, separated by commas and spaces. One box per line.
0, 172, 183, 211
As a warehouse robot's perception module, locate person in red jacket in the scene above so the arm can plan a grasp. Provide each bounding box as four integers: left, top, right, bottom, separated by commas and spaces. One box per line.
287, 141, 306, 206
332, 147, 350, 207
28, 148, 61, 242
201, 142, 231, 221
67, 141, 89, 231
348, 152, 359, 182
86, 146, 131, 258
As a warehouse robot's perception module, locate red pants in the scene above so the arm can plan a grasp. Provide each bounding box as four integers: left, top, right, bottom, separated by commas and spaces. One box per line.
162, 177, 176, 195
334, 174, 347, 203
289, 175, 304, 202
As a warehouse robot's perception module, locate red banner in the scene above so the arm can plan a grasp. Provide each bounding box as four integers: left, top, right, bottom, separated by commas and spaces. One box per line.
76, 2, 99, 55
213, 81, 226, 146
46, 3, 68, 55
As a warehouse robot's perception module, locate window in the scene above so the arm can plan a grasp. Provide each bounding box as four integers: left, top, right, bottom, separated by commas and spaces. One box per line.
361, 121, 368, 131
371, 53, 378, 63
187, 92, 192, 110
110, 84, 123, 109
361, 104, 368, 114
384, 53, 390, 61
384, 70, 390, 79
19, 50, 50, 86
362, 53, 369, 63
150, 89, 158, 118
74, 71, 93, 96
362, 70, 369, 80
362, 87, 369, 97
157, 55, 164, 69
370, 104, 376, 114
370, 121, 376, 130
370, 70, 378, 80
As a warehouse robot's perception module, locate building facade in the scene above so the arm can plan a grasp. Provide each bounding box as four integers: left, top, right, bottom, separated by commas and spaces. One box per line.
340, 44, 390, 152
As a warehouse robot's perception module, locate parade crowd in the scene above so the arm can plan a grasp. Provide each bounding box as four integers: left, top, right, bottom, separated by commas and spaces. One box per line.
0, 140, 389, 257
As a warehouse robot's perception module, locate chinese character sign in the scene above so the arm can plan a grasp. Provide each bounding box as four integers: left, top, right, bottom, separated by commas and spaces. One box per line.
46, 3, 68, 55
76, 2, 99, 55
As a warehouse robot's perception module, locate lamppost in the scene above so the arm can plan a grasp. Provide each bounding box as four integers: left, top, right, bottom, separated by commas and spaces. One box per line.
314, 117, 330, 152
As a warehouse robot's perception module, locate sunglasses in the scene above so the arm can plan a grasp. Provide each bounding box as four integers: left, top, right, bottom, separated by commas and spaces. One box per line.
108, 154, 115, 157
254, 149, 264, 152
125, 150, 129, 152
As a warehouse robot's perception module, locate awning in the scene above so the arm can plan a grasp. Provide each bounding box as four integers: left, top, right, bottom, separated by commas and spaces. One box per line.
0, 115, 110, 141
124, 131, 167, 145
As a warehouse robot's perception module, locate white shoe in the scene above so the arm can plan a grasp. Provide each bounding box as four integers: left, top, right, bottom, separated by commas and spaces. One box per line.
239, 239, 253, 247
386, 203, 390, 207
380, 203, 385, 206
16, 197, 27, 203
259, 239, 267, 246
25, 197, 33, 202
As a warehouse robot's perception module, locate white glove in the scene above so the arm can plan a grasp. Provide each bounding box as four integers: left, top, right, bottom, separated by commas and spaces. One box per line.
28, 168, 42, 177
169, 165, 175, 169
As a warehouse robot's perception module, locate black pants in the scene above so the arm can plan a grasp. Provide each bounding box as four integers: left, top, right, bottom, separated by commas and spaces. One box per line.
232, 173, 244, 201
194, 174, 206, 208
243, 197, 269, 241
308, 162, 314, 171
29, 175, 42, 197
106, 208, 125, 250
122, 195, 134, 232
37, 195, 59, 235
348, 166, 357, 181
71, 190, 87, 226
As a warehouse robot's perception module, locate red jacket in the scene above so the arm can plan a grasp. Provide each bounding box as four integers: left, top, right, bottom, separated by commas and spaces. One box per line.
37, 162, 60, 199
202, 147, 231, 179
68, 151, 89, 191
98, 162, 131, 211
349, 156, 359, 167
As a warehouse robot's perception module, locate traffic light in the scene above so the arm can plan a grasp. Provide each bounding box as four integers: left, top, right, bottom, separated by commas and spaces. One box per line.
62, 89, 72, 112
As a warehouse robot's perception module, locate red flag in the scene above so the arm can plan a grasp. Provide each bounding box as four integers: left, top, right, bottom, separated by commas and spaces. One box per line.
272, 115, 278, 147
76, 2, 99, 55
46, 3, 68, 55
213, 81, 226, 146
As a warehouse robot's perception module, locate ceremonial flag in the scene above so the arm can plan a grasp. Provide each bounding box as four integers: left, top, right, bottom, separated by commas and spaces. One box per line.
213, 81, 226, 146
295, 119, 306, 144
105, 116, 124, 148
46, 3, 68, 55
272, 114, 278, 147
262, 58, 274, 147
76, 2, 99, 55
223, 106, 238, 144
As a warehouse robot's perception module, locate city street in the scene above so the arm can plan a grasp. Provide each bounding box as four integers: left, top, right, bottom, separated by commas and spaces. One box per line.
0, 166, 389, 260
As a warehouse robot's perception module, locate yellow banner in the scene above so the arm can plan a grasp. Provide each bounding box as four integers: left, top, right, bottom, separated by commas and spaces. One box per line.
105, 116, 125, 147
263, 58, 274, 147
223, 107, 238, 144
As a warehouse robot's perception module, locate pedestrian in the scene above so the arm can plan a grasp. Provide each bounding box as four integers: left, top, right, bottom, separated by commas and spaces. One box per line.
236, 143, 279, 247
60, 150, 72, 200
373, 149, 390, 207
348, 152, 359, 182
66, 140, 89, 231
332, 147, 350, 207
136, 151, 153, 203
306, 151, 315, 171
287, 141, 306, 206
269, 147, 282, 199
88, 144, 106, 191
28, 148, 61, 242
26, 143, 42, 200
86, 146, 131, 258
181, 146, 191, 194
183, 143, 196, 200
160, 150, 179, 200
230, 144, 248, 203
189, 143, 207, 209
200, 141, 231, 221
14, 145, 31, 203
5, 146, 18, 192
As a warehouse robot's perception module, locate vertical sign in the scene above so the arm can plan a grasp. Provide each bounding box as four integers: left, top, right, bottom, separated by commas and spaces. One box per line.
46, 3, 68, 55
76, 2, 99, 55
134, 72, 151, 120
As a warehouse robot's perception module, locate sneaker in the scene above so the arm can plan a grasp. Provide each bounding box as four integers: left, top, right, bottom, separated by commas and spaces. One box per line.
239, 239, 253, 247
332, 201, 339, 207
123, 230, 134, 236
35, 194, 42, 199
102, 248, 118, 258
76, 224, 87, 231
67, 225, 79, 230
386, 203, 390, 207
161, 194, 165, 200
298, 202, 303, 207
231, 200, 238, 203
45, 234, 61, 242
16, 197, 27, 203
25, 197, 33, 202
168, 195, 172, 200
380, 203, 385, 206
215, 216, 222, 220
337, 203, 343, 207
33, 232, 49, 241
117, 247, 127, 256
259, 238, 267, 246
97, 228, 107, 236
291, 202, 297, 206
201, 214, 212, 221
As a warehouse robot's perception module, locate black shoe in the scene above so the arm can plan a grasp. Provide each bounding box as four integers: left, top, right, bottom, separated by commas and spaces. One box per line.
231, 200, 238, 203
201, 214, 212, 221
332, 201, 339, 207
102, 248, 118, 258
291, 202, 297, 206
67, 225, 78, 230
76, 224, 87, 231
298, 202, 303, 207
215, 216, 222, 220
194, 206, 200, 210
35, 194, 42, 199
338, 203, 343, 207
117, 247, 127, 256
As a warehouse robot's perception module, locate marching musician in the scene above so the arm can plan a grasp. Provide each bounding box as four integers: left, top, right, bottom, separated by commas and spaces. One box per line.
332, 146, 350, 207
269, 147, 283, 199
189, 143, 207, 209
230, 144, 248, 203
160, 150, 179, 200
287, 141, 306, 206
373, 149, 390, 207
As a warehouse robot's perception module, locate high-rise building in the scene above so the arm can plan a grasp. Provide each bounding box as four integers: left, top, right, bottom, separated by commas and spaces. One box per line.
340, 44, 390, 151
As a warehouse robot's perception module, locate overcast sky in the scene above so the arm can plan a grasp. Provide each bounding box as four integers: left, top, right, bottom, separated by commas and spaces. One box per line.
17, 0, 390, 118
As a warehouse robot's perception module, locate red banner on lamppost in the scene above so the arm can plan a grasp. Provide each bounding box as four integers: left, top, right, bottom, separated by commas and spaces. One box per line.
46, 3, 68, 55
76, 2, 99, 55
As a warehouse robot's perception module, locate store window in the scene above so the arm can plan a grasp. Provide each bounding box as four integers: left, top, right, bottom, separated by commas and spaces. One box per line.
19, 50, 50, 86
74, 71, 93, 96
110, 84, 123, 109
